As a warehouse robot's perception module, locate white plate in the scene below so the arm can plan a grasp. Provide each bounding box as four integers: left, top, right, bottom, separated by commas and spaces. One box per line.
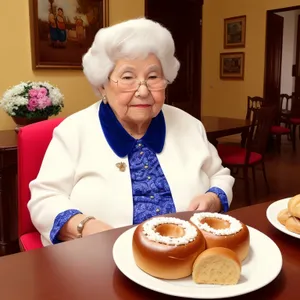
112, 226, 282, 299
266, 197, 300, 239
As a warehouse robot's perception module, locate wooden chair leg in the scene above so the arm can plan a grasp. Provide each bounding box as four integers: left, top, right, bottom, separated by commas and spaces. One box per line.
287, 123, 292, 141
292, 124, 297, 152
275, 134, 281, 153
243, 167, 251, 205
261, 161, 270, 194
241, 129, 248, 148
251, 166, 257, 198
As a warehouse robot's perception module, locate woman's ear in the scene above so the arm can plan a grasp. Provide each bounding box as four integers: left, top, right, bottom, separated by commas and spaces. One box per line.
98, 86, 107, 104
98, 85, 105, 95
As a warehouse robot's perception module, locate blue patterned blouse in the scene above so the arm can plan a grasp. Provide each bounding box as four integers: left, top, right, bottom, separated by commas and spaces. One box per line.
50, 103, 228, 244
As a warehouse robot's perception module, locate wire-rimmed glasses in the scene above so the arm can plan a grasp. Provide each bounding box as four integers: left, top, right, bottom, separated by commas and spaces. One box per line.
109, 77, 169, 92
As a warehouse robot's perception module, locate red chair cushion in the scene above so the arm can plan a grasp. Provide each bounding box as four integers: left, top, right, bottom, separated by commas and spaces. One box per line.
217, 144, 262, 165
20, 232, 43, 251
290, 118, 300, 124
271, 125, 290, 134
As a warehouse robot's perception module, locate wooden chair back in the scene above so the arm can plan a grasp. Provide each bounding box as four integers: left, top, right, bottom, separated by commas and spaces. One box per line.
245, 105, 277, 162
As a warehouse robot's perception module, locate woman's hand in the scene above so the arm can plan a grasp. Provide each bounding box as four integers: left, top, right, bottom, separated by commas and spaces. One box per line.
188, 192, 222, 212
82, 219, 113, 237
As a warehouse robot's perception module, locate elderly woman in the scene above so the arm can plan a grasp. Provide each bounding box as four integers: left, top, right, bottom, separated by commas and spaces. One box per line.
28, 18, 234, 246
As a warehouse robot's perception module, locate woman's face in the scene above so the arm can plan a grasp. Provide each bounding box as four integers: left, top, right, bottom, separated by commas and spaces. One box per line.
101, 54, 166, 125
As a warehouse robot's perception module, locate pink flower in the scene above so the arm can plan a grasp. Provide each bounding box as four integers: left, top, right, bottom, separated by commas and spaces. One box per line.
37, 87, 48, 98
39, 87, 47, 95
27, 97, 39, 111
37, 96, 52, 109
28, 88, 39, 98
45, 97, 52, 107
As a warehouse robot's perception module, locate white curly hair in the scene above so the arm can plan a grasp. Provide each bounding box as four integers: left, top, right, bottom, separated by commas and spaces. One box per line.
82, 18, 180, 92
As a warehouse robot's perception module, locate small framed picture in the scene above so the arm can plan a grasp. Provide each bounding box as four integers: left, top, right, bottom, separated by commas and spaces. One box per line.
224, 15, 246, 48
220, 52, 245, 80
29, 0, 109, 69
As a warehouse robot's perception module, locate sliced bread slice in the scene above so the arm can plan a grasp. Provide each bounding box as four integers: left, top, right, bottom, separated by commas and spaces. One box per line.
192, 247, 241, 285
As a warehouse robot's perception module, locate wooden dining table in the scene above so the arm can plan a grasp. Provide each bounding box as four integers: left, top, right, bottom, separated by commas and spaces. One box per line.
0, 201, 299, 300
201, 116, 251, 141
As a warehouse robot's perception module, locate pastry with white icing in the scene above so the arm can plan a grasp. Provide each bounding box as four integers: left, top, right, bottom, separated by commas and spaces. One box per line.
190, 212, 250, 262
132, 216, 206, 279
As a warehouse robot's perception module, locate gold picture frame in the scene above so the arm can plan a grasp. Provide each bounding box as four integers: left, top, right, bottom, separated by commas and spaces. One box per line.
224, 15, 246, 49
220, 52, 245, 80
29, 0, 109, 69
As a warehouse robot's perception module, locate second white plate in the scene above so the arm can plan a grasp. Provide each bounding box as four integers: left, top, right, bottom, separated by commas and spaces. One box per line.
266, 197, 300, 239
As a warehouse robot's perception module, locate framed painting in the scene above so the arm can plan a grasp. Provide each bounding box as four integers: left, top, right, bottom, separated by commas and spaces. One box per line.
29, 0, 109, 69
220, 52, 245, 80
224, 15, 246, 48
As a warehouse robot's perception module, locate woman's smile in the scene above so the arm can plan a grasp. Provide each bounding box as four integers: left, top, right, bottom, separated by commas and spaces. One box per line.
131, 104, 151, 108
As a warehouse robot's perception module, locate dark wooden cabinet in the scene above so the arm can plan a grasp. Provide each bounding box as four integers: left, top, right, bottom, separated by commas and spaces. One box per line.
0, 130, 19, 256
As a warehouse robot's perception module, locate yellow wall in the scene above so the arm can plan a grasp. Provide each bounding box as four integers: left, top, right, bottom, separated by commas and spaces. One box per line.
3, 0, 299, 130
0, 0, 144, 130
202, 0, 300, 119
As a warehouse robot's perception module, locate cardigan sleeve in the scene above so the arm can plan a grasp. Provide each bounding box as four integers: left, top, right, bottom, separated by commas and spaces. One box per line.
27, 118, 82, 245
198, 122, 235, 207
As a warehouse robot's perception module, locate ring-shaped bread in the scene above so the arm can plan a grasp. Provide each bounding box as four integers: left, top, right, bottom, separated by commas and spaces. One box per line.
132, 216, 206, 279
190, 212, 250, 262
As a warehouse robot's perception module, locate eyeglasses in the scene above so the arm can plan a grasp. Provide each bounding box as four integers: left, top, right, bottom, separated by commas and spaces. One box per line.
109, 77, 169, 92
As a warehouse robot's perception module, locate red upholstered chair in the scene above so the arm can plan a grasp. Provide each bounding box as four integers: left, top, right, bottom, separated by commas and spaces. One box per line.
18, 118, 64, 251
218, 106, 277, 205
270, 94, 293, 152
287, 93, 300, 147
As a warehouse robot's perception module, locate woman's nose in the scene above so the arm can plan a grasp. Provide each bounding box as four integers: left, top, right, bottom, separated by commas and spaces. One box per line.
136, 84, 150, 98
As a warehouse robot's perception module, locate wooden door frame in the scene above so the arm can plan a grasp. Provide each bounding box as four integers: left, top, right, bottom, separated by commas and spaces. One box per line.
144, 0, 203, 119
144, 0, 204, 18
264, 5, 300, 100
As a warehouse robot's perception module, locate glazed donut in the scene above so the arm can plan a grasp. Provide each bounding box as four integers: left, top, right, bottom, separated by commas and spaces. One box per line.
190, 212, 250, 262
288, 195, 300, 218
132, 216, 206, 279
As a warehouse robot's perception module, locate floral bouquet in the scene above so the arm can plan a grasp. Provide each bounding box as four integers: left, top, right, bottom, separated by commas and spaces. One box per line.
0, 81, 64, 119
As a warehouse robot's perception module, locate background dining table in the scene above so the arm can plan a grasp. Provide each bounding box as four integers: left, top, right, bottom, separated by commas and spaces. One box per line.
201, 116, 251, 142
0, 201, 299, 300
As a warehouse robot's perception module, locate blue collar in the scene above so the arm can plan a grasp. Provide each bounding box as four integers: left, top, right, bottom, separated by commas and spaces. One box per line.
99, 102, 166, 158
